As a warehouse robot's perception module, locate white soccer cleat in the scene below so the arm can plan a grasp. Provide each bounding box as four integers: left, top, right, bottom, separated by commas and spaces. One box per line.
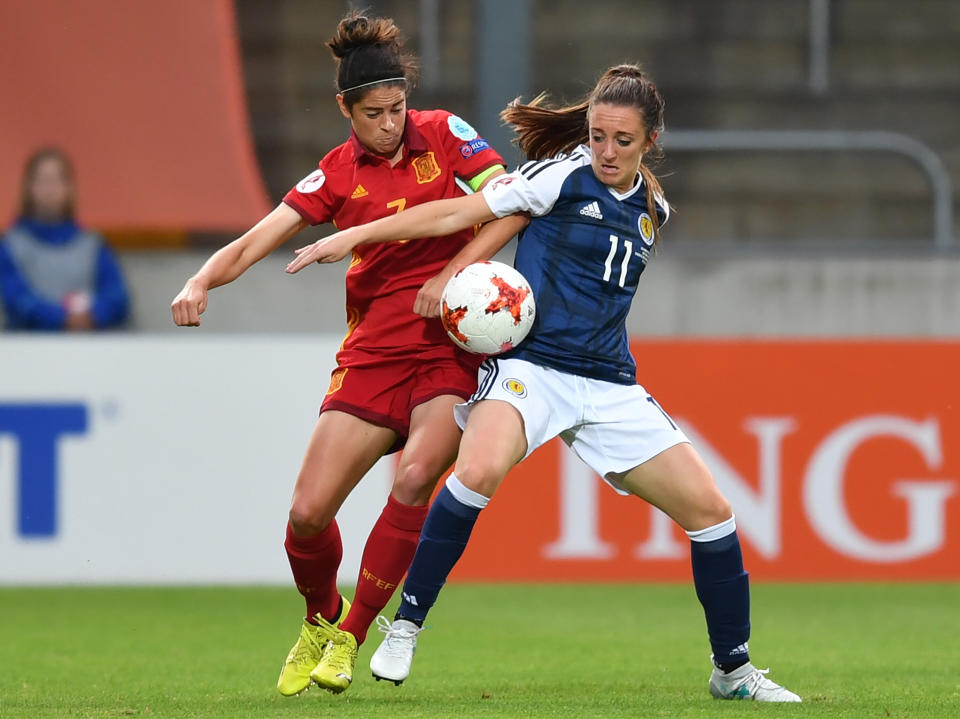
709, 661, 802, 702
370, 616, 423, 685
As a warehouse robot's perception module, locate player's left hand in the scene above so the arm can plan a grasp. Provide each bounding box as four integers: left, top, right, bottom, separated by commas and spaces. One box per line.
285, 229, 360, 273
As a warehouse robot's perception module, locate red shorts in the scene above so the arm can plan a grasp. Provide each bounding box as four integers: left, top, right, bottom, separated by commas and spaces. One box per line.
320, 352, 480, 454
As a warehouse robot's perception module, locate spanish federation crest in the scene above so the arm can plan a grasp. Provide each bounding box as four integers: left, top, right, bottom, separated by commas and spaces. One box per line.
412, 152, 441, 184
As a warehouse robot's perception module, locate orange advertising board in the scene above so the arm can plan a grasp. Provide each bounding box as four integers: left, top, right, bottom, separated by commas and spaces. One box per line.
449, 341, 960, 581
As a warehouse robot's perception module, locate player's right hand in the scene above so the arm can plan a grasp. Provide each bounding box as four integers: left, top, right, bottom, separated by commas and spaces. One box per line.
285, 227, 363, 273
171, 280, 208, 326
414, 268, 455, 318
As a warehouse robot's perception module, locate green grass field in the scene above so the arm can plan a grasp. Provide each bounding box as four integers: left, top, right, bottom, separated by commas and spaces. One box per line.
1, 584, 957, 718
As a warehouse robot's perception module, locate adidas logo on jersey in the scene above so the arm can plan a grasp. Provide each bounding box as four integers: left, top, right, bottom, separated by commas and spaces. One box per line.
579, 201, 603, 219
351, 184, 369, 199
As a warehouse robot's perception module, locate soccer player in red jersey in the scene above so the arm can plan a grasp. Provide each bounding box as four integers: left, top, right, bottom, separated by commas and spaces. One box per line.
171, 11, 526, 695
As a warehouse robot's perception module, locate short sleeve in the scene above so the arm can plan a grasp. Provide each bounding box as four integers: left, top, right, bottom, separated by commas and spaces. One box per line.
282, 162, 341, 226
481, 155, 578, 218
656, 192, 671, 226
429, 111, 505, 184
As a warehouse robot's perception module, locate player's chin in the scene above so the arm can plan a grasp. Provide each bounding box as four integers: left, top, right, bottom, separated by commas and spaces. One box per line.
594, 165, 624, 186
372, 137, 402, 156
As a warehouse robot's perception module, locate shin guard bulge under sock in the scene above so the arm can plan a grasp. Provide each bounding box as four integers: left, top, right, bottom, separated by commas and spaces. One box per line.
284, 520, 343, 622
688, 517, 751, 666
339, 496, 429, 643
396, 477, 488, 623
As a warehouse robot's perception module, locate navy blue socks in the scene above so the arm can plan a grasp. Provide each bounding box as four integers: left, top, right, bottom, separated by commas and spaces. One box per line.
688, 517, 751, 669
396, 486, 751, 675
396, 476, 488, 624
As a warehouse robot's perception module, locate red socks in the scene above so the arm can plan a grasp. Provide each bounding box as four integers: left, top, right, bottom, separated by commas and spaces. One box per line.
284, 520, 343, 622
284, 498, 428, 641
338, 496, 428, 644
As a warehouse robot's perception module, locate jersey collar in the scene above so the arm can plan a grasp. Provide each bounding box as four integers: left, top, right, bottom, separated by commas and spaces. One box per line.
606, 173, 644, 201
349, 111, 429, 163
575, 145, 645, 202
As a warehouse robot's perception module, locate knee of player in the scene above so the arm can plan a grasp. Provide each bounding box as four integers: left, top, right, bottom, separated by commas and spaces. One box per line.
697, 492, 733, 528
452, 458, 504, 498
288, 502, 335, 537
392, 460, 441, 505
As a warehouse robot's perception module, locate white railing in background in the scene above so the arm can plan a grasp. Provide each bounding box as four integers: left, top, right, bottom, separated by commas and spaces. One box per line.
661, 129, 955, 248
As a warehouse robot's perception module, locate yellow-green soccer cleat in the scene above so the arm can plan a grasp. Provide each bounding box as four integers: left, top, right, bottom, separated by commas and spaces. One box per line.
310, 627, 359, 694
276, 596, 351, 696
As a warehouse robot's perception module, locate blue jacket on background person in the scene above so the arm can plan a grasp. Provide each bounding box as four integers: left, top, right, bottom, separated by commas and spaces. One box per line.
0, 217, 129, 330
0, 147, 130, 331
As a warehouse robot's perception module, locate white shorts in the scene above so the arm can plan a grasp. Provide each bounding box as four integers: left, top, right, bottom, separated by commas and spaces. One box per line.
454, 357, 690, 494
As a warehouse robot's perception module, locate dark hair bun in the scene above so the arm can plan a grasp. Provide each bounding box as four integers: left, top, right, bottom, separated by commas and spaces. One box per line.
326, 11, 419, 103
327, 12, 400, 58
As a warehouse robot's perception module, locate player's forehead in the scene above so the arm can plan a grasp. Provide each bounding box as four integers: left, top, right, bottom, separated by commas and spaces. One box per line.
588, 103, 646, 136
353, 86, 407, 112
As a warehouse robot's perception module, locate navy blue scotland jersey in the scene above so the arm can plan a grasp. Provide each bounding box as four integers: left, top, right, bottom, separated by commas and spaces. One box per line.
480, 145, 669, 385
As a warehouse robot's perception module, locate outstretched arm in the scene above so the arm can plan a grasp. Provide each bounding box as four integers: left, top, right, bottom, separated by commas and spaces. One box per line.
413, 213, 530, 317
172, 203, 307, 326
285, 192, 497, 273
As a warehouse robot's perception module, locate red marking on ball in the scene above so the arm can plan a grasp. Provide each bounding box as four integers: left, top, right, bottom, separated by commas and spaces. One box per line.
485, 276, 530, 325
441, 300, 470, 344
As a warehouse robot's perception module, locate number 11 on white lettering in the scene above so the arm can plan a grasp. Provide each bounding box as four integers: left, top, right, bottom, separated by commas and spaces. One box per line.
602, 234, 633, 287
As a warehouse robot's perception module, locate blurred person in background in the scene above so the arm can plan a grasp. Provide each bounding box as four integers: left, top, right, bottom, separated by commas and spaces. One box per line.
171, 10, 523, 696
0, 147, 130, 330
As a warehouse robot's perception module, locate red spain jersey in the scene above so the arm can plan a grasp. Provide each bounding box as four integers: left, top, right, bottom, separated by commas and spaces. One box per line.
283, 109, 505, 366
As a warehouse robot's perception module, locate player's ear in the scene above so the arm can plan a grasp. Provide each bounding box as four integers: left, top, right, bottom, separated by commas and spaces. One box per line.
335, 94, 352, 120
641, 131, 657, 155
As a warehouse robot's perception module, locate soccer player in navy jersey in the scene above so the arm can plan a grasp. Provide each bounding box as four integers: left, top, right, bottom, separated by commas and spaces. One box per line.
289, 64, 800, 703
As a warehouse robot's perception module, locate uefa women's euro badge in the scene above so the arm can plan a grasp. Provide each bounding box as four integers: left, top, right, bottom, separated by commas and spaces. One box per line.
447, 115, 479, 141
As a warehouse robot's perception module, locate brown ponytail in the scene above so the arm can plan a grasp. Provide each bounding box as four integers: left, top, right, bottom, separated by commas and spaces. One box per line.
501, 64, 667, 242
327, 10, 419, 107
500, 94, 589, 162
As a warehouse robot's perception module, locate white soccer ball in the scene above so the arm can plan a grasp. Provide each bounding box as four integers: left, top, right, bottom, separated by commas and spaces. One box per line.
440, 261, 536, 355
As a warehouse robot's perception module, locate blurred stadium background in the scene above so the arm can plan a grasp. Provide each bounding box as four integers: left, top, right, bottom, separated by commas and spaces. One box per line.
3, 0, 959, 336
1, 1, 958, 716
